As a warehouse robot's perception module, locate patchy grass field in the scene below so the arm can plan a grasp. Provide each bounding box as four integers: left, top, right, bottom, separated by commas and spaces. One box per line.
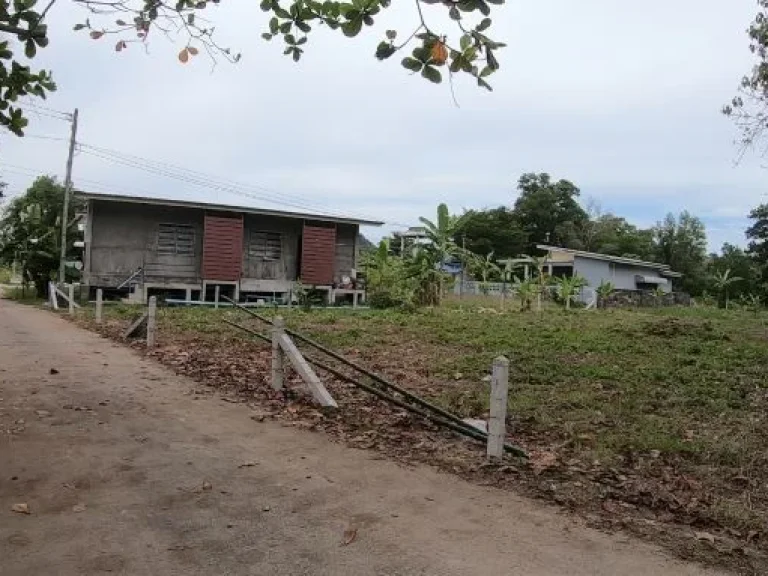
80, 302, 768, 573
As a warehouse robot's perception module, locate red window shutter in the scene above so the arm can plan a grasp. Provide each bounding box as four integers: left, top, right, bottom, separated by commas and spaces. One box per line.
202, 214, 244, 281
301, 222, 336, 285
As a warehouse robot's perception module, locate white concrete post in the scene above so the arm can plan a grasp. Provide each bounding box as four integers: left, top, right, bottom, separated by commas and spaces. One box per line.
214, 285, 220, 309
95, 288, 103, 324
487, 356, 509, 460
68, 284, 75, 315
271, 316, 285, 390
147, 296, 157, 348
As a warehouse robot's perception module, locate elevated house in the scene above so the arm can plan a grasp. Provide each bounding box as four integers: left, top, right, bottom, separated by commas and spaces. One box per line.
77, 191, 383, 303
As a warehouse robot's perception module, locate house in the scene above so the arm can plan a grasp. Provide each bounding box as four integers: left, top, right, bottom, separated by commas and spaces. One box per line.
535, 244, 682, 301
77, 191, 383, 303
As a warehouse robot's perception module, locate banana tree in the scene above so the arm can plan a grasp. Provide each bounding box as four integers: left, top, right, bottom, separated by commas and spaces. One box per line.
554, 275, 588, 310
417, 203, 464, 304
513, 276, 536, 312
470, 250, 500, 294
712, 268, 743, 310
596, 280, 615, 309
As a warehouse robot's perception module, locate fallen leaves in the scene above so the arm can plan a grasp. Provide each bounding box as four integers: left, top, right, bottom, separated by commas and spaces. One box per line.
72, 503, 87, 513
694, 531, 716, 544
341, 527, 358, 546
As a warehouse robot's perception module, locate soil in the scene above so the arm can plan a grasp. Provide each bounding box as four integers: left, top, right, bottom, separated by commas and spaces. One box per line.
0, 299, 728, 575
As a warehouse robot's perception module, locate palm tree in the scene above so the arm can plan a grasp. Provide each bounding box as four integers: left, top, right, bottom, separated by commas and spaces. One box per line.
712, 268, 743, 310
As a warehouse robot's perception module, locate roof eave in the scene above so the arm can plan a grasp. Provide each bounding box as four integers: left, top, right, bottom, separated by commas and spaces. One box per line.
76, 191, 384, 227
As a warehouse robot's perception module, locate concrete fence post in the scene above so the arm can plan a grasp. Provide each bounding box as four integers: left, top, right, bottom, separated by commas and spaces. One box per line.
95, 289, 103, 324
271, 316, 285, 391
214, 285, 220, 309
487, 356, 509, 460
68, 284, 75, 315
147, 296, 157, 348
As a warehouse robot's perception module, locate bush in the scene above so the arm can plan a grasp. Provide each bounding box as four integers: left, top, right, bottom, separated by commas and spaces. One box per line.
0, 267, 11, 284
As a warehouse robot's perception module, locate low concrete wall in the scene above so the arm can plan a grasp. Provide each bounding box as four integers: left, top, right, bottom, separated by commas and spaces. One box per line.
601, 289, 691, 308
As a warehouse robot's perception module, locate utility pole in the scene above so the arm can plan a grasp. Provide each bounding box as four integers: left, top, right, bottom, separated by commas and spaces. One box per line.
58, 108, 78, 284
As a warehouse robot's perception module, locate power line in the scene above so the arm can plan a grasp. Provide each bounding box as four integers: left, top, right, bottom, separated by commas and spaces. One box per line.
76, 144, 383, 222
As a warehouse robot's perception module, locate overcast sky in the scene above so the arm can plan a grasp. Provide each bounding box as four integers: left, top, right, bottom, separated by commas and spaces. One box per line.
1, 0, 766, 250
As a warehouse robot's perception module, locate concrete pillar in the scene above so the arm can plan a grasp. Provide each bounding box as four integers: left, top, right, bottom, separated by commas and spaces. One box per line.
95, 289, 103, 324
487, 356, 509, 460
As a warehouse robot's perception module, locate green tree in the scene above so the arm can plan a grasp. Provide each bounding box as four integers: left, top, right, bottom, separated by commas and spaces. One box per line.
595, 280, 615, 309
711, 268, 743, 310
512, 173, 588, 250
724, 1, 768, 148
2, 0, 508, 136
747, 203, 768, 292
417, 203, 464, 304
453, 207, 527, 258
586, 214, 655, 261
653, 211, 707, 295
0, 175, 82, 295
707, 243, 758, 302
553, 274, 587, 311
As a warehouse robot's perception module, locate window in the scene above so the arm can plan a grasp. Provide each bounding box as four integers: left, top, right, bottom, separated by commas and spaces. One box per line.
249, 231, 282, 261
157, 223, 195, 256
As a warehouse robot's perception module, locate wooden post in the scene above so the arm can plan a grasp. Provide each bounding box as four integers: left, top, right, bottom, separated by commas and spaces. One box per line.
68, 284, 75, 315
487, 356, 509, 460
214, 285, 220, 309
147, 296, 157, 348
271, 316, 285, 391
95, 288, 103, 324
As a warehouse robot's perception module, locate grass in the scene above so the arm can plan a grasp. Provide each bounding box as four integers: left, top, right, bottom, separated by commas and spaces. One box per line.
117, 302, 768, 467
85, 300, 768, 555
0, 285, 43, 304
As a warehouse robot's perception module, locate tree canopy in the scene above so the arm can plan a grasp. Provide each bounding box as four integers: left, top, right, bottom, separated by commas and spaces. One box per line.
1, 0, 508, 136
0, 175, 83, 294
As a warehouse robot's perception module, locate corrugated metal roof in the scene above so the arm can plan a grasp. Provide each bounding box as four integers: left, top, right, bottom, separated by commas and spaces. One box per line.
537, 245, 683, 278
76, 190, 384, 227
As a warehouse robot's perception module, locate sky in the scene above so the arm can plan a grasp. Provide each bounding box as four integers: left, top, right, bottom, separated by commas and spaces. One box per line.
0, 0, 766, 251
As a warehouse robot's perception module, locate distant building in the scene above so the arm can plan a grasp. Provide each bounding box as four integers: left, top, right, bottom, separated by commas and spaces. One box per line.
536, 245, 682, 300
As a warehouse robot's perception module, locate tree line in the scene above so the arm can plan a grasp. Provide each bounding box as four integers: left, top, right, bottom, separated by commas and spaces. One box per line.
385, 172, 768, 305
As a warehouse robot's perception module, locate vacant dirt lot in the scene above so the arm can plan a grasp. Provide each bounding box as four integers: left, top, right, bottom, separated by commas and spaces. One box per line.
0, 299, 725, 575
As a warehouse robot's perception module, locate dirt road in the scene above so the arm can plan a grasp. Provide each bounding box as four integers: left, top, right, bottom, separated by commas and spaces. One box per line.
0, 300, 724, 576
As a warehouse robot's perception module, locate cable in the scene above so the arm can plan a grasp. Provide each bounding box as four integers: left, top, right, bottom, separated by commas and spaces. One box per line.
77, 142, 379, 220
77, 145, 382, 222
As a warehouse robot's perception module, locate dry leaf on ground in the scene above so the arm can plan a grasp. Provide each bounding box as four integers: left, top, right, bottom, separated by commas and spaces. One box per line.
11, 503, 30, 514
341, 527, 358, 546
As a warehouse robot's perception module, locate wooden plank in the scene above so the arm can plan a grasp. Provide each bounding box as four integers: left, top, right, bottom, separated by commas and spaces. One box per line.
487, 356, 509, 460
271, 316, 285, 391
123, 312, 148, 339
278, 333, 337, 407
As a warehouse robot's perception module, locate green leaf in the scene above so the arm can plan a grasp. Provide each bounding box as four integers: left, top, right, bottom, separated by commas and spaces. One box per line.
279, 21, 292, 33
385, 29, 396, 40
24, 40, 36, 59
448, 6, 460, 20
341, 17, 362, 37
477, 0, 490, 16
296, 36, 307, 45
285, 33, 296, 44
479, 65, 493, 77
421, 65, 441, 84
460, 34, 471, 51
375, 41, 395, 60
261, 32, 273, 40
296, 21, 311, 33
401, 56, 422, 72
486, 49, 498, 71
476, 17, 491, 31
412, 46, 430, 63
73, 24, 86, 31
269, 17, 279, 33
477, 76, 492, 91
363, 14, 373, 26
292, 47, 302, 62
273, 5, 290, 18
260, 0, 271, 10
